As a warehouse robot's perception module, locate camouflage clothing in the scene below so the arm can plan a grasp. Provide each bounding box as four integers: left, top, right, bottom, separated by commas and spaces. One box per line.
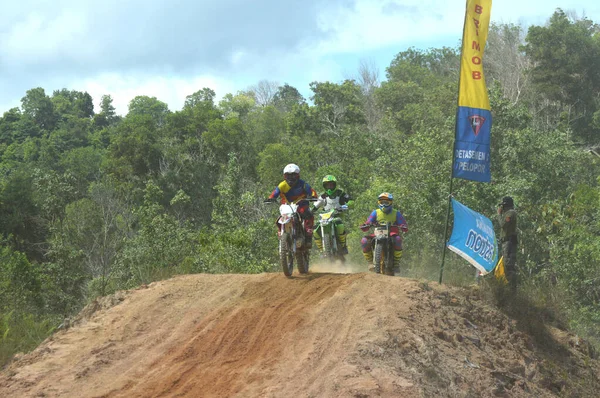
498, 207, 518, 291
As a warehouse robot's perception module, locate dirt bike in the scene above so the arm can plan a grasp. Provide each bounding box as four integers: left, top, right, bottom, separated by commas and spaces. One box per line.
360, 222, 404, 276
265, 198, 316, 277
315, 205, 348, 262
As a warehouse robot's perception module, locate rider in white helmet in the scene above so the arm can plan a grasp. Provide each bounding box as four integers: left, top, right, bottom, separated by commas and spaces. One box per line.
266, 164, 318, 247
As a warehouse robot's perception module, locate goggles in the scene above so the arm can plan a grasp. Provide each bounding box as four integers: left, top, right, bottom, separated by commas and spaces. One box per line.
378, 199, 392, 206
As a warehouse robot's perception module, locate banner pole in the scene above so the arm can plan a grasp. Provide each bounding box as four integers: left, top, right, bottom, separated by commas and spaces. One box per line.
439, 112, 459, 284
439, 0, 470, 284
439, 180, 453, 284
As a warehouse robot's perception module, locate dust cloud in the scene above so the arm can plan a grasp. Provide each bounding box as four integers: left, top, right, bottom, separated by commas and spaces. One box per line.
309, 258, 365, 274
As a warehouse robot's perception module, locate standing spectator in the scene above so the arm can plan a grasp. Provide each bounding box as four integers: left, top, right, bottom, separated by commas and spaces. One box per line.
498, 196, 518, 291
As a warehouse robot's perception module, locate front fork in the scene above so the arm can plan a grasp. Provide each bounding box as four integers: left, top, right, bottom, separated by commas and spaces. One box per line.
319, 223, 338, 253
278, 221, 297, 255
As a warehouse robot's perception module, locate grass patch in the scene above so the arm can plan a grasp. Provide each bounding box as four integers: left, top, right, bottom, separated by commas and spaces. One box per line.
0, 311, 58, 369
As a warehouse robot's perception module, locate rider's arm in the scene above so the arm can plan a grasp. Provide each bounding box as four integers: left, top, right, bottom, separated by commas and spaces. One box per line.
313, 195, 326, 209
360, 211, 378, 231
339, 191, 352, 206
366, 210, 378, 225
268, 186, 281, 200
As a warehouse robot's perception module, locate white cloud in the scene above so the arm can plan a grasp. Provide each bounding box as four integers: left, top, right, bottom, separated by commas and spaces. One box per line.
313, 0, 464, 55
3, 9, 90, 66
230, 51, 246, 66
77, 73, 237, 116
309, 0, 600, 57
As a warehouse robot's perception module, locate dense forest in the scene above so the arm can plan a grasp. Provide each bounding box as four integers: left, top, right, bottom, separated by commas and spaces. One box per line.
1, 10, 600, 366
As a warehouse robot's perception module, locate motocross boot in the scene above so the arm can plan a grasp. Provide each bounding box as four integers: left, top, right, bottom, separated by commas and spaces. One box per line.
337, 232, 348, 254
313, 231, 323, 251
303, 219, 314, 249
363, 251, 374, 271
305, 234, 313, 249
392, 250, 403, 275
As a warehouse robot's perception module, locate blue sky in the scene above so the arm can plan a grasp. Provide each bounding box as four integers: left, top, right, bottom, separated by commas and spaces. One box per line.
1, 0, 599, 115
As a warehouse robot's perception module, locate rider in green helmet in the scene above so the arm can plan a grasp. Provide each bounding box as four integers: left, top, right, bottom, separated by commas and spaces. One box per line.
312, 175, 353, 254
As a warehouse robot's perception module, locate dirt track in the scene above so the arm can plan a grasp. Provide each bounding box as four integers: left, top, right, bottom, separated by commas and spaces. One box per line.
1, 266, 599, 397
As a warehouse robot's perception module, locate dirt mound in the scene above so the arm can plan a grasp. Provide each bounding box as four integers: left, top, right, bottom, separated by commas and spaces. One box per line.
1, 270, 599, 397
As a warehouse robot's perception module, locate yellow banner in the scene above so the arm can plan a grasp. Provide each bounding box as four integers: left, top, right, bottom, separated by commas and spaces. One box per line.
458, 0, 492, 110
494, 256, 507, 284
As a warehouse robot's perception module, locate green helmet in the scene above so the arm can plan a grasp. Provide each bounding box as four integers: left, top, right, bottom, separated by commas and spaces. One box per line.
322, 175, 337, 196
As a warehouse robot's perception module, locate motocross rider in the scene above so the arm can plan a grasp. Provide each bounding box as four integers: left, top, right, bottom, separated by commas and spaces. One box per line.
312, 175, 353, 254
266, 163, 318, 248
360, 192, 408, 273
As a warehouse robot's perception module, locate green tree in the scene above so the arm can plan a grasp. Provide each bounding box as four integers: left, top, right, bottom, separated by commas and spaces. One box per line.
92, 95, 120, 129
127, 96, 170, 127
219, 93, 256, 120
0, 108, 23, 145
184, 88, 216, 108
272, 83, 306, 113
310, 80, 365, 134
51, 89, 94, 119
0, 166, 45, 259
105, 114, 162, 179
523, 10, 600, 142
21, 88, 58, 132
114, 181, 196, 287
0, 245, 42, 312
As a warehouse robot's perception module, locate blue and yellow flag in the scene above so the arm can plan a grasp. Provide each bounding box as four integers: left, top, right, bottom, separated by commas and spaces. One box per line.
453, 0, 493, 182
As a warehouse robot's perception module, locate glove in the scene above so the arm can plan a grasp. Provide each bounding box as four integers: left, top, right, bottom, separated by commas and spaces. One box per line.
360, 223, 371, 232
400, 225, 408, 233
265, 197, 276, 203
320, 193, 327, 199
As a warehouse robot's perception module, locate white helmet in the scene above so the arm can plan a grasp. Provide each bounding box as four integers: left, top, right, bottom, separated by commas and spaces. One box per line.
283, 164, 300, 174
283, 163, 300, 186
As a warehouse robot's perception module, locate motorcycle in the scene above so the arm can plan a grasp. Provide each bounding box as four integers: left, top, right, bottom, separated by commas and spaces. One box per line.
315, 204, 348, 262
265, 198, 316, 277
360, 222, 404, 276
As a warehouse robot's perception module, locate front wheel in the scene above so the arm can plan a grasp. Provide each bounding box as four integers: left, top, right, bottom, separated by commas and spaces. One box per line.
384, 245, 395, 276
297, 248, 309, 274
279, 232, 294, 277
322, 226, 332, 255
374, 242, 385, 274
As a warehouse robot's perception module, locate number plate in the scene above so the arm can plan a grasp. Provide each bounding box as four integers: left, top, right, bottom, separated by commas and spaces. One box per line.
374, 228, 388, 237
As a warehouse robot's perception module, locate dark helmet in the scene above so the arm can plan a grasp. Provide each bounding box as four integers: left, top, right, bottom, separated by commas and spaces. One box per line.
498, 196, 514, 208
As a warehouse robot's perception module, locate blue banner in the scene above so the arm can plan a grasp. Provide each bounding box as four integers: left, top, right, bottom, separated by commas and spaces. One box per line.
447, 198, 498, 274
453, 107, 492, 182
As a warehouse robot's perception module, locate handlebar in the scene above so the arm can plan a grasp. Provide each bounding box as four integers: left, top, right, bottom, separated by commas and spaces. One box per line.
264, 197, 318, 205
360, 222, 388, 229
315, 204, 349, 212
359, 222, 407, 231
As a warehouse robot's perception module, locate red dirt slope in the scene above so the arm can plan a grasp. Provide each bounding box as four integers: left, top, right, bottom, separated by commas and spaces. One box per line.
1, 272, 599, 397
